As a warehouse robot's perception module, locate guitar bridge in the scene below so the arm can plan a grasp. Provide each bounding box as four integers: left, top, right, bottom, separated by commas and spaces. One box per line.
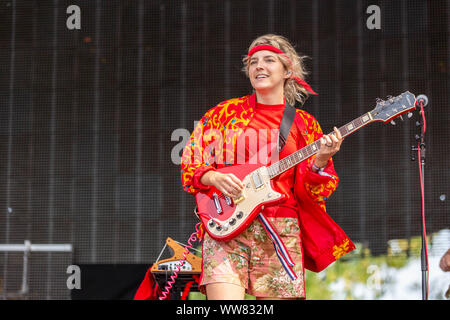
251, 170, 265, 190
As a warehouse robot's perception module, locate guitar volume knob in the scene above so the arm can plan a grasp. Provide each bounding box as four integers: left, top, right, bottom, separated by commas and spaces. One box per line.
236, 211, 244, 219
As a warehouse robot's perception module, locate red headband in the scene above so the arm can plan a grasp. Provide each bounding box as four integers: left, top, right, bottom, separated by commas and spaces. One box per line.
247, 44, 318, 95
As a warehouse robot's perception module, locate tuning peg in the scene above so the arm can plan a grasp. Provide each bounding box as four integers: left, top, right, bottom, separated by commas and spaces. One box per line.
407, 112, 413, 118
390, 120, 396, 125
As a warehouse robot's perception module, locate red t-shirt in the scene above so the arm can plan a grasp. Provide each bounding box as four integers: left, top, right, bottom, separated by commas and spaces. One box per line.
237, 101, 300, 218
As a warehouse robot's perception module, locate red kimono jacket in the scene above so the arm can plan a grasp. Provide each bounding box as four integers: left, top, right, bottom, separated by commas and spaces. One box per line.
180, 93, 355, 272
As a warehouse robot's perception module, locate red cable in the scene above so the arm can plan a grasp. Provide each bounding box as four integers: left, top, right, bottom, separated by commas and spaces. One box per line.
420, 101, 426, 133
417, 100, 429, 300
180, 270, 202, 300
158, 222, 202, 300
181, 281, 194, 300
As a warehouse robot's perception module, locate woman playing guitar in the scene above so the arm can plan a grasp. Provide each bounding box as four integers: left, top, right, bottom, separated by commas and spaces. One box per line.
180, 34, 355, 300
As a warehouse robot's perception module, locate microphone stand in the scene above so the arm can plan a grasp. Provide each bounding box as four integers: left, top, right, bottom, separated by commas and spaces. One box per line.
411, 94, 428, 300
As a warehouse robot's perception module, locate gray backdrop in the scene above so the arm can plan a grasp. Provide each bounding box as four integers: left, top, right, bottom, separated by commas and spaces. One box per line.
0, 0, 448, 299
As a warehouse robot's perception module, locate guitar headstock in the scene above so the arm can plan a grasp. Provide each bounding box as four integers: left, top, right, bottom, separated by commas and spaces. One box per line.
370, 91, 417, 123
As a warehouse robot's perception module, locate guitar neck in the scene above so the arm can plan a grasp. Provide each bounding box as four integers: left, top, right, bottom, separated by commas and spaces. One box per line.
267, 111, 374, 179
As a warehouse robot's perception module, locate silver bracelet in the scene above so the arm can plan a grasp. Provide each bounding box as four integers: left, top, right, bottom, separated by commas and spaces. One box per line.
312, 163, 325, 173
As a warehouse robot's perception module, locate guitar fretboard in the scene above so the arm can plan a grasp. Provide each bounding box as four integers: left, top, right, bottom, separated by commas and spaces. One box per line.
267, 112, 373, 178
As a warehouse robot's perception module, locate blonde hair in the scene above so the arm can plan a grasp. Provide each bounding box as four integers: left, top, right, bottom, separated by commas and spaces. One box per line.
242, 34, 311, 106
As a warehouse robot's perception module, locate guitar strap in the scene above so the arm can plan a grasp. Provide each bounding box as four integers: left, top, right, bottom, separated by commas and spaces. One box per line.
255, 101, 299, 281
278, 102, 297, 152
257, 213, 298, 280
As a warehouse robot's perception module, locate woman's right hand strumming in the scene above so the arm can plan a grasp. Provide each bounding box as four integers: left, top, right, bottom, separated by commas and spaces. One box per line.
200, 171, 244, 198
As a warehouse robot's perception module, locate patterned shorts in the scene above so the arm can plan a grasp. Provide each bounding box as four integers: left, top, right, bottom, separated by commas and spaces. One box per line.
200, 217, 305, 298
